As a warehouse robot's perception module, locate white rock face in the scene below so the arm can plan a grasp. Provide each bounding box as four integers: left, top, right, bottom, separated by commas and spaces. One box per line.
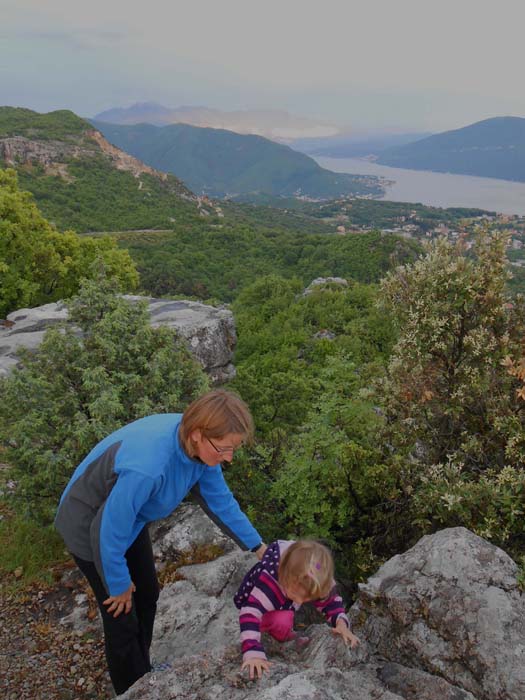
116, 525, 525, 700
0, 296, 236, 382
355, 527, 525, 700
58, 509, 523, 699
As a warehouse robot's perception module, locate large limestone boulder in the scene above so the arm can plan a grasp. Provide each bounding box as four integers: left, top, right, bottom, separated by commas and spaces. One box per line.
0, 296, 236, 382
354, 527, 525, 700
117, 526, 524, 700
124, 548, 395, 700
149, 502, 236, 561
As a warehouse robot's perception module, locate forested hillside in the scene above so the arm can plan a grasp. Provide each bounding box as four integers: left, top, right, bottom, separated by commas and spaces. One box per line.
117, 226, 419, 301
0, 107, 203, 232
91, 120, 384, 199
0, 169, 138, 317
377, 116, 525, 182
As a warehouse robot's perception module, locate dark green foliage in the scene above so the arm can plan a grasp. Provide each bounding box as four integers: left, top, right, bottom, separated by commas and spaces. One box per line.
15, 156, 202, 233
0, 168, 138, 317
0, 272, 209, 523
220, 200, 334, 234
270, 355, 388, 584
121, 226, 420, 302
226, 275, 396, 561
0, 107, 88, 140
304, 199, 494, 228
91, 120, 384, 199
378, 116, 525, 182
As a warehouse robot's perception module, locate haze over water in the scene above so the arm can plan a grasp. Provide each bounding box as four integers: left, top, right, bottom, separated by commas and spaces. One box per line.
315, 157, 525, 216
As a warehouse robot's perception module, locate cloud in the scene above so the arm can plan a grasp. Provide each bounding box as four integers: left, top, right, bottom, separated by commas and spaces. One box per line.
2, 0, 525, 129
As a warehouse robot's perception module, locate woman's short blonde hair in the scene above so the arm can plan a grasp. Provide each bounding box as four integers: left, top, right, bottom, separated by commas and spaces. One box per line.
179, 389, 254, 457
278, 540, 335, 600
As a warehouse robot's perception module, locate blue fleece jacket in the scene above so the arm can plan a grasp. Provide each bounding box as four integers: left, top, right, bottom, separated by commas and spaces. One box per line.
55, 414, 261, 595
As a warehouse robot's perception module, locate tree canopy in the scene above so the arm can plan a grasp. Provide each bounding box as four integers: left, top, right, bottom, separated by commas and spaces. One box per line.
0, 169, 138, 317
0, 271, 209, 522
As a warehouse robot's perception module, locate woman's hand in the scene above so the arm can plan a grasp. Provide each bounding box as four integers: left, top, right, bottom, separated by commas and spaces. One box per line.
332, 618, 360, 648
103, 581, 136, 618
241, 657, 272, 679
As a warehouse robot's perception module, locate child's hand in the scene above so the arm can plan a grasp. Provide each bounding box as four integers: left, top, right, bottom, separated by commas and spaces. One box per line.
241, 657, 272, 680
332, 618, 360, 649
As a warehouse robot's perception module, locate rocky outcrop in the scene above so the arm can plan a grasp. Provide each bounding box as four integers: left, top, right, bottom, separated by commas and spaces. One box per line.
107, 525, 524, 700
88, 130, 169, 180
0, 130, 197, 202
302, 277, 349, 296
1, 131, 165, 182
355, 527, 525, 700
0, 297, 236, 382
1, 135, 98, 169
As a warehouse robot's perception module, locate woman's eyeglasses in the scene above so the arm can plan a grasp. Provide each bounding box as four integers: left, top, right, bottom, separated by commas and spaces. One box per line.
206, 436, 236, 456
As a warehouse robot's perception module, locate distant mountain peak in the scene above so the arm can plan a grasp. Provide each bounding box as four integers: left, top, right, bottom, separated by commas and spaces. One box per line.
93, 103, 342, 141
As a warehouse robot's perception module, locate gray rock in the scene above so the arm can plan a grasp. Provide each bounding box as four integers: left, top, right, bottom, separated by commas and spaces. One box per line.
0, 296, 236, 382
354, 527, 525, 700
151, 549, 254, 664
61, 522, 524, 700
121, 526, 391, 700
379, 662, 479, 700
302, 277, 349, 296
135, 296, 237, 383
313, 329, 337, 341
149, 502, 235, 561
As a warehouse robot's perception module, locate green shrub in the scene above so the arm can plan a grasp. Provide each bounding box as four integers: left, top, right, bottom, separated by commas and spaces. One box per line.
0, 270, 208, 522
375, 228, 525, 558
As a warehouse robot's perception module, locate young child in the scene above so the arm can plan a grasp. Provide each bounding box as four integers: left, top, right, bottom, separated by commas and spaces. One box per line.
234, 539, 360, 679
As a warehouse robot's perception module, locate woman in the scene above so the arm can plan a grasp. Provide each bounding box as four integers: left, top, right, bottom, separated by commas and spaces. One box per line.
55, 389, 265, 695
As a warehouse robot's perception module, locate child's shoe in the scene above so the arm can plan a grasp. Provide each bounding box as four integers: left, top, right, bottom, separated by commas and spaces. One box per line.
284, 630, 310, 650
151, 661, 172, 672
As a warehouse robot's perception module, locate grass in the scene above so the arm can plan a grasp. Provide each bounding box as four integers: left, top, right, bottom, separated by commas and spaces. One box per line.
0, 499, 69, 595
158, 543, 225, 587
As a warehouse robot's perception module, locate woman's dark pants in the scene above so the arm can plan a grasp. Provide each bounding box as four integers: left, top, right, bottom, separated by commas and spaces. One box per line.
73, 526, 160, 696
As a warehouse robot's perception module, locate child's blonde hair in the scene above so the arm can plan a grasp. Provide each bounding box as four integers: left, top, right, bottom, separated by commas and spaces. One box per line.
279, 540, 334, 599
179, 389, 254, 457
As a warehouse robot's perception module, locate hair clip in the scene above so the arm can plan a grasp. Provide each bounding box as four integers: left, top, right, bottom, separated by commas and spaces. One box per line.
315, 562, 321, 570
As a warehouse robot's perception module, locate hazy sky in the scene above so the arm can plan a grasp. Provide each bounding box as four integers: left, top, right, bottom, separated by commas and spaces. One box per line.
2, 0, 524, 133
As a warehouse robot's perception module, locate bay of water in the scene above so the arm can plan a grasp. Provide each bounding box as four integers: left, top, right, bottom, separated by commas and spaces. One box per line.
314, 156, 525, 216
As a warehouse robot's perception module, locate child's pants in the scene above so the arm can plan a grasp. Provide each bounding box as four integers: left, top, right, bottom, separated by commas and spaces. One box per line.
260, 610, 295, 642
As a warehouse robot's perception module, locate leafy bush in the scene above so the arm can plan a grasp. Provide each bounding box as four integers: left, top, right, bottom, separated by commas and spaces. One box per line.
375, 228, 525, 558
227, 275, 396, 578
0, 271, 209, 522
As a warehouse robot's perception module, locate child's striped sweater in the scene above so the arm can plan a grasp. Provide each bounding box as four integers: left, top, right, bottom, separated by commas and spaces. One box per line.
234, 540, 350, 661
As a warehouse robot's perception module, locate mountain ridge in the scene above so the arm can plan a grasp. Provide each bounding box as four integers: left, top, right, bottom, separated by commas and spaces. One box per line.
92, 102, 340, 141
376, 116, 525, 182
0, 107, 206, 232
90, 119, 384, 200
